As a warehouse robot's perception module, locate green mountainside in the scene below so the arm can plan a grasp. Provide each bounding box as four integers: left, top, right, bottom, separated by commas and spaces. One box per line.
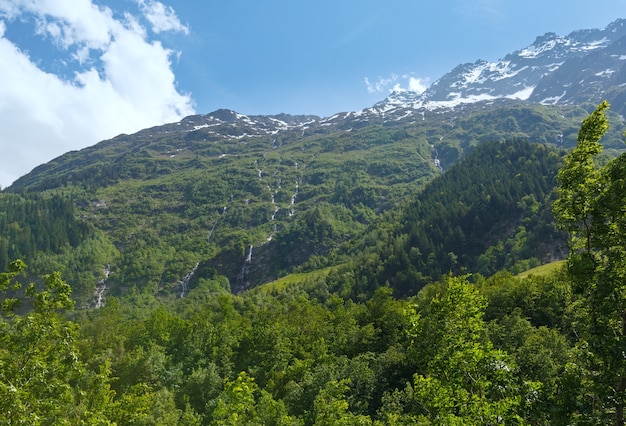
328, 139, 567, 299
2, 98, 626, 423
3, 102, 624, 306
4, 17, 626, 422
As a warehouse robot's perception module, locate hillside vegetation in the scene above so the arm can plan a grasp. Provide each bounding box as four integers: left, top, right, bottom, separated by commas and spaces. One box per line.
1, 101, 626, 424
4, 102, 624, 305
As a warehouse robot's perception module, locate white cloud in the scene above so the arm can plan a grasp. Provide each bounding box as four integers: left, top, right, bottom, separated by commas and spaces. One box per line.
0, 0, 194, 188
137, 0, 189, 35
27, 1, 117, 49
364, 73, 429, 95
364, 74, 399, 93
408, 77, 428, 94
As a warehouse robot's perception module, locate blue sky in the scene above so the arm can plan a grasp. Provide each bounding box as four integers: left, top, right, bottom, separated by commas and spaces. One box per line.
0, 0, 625, 187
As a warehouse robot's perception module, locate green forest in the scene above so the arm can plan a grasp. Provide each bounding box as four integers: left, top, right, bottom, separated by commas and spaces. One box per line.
1, 102, 626, 424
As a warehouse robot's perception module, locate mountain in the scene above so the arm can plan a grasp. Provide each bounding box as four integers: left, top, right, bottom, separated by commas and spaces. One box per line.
3, 103, 605, 303
370, 18, 626, 120
4, 21, 626, 426
12, 20, 626, 193
3, 20, 626, 304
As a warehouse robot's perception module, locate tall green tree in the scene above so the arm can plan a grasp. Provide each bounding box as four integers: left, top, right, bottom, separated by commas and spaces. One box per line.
553, 101, 626, 425
0, 260, 115, 425
552, 101, 609, 255
406, 275, 527, 424
211, 371, 299, 425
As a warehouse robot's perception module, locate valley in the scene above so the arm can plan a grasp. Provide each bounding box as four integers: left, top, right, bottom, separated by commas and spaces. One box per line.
2, 18, 626, 424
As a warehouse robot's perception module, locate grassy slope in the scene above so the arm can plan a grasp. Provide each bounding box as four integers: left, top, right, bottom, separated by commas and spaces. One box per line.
516, 260, 566, 278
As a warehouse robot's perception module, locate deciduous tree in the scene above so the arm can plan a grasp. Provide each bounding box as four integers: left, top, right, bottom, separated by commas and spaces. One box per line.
553, 100, 626, 425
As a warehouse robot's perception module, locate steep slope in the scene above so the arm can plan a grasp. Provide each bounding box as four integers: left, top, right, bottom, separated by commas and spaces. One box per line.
4, 102, 608, 304
5, 115, 443, 303
371, 19, 626, 121
329, 139, 566, 298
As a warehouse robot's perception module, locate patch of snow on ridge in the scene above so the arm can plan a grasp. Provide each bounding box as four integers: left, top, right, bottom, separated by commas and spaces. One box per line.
492, 65, 529, 81
235, 112, 251, 122
518, 37, 561, 58
466, 60, 514, 79
378, 85, 536, 113
505, 86, 535, 101
392, 110, 415, 121
267, 117, 288, 127
580, 37, 609, 50
320, 113, 342, 123
461, 62, 489, 85
515, 34, 609, 59
299, 119, 318, 128
539, 91, 567, 105
425, 92, 498, 110
320, 112, 351, 125
595, 69, 616, 77
450, 59, 533, 89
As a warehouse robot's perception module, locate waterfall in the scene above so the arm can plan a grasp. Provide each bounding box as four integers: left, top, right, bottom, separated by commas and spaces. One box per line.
208, 220, 217, 242
291, 179, 299, 205
238, 245, 254, 290
434, 148, 443, 172
288, 179, 299, 216
255, 159, 263, 179
178, 262, 199, 298
93, 264, 111, 309
94, 287, 105, 308
208, 207, 226, 242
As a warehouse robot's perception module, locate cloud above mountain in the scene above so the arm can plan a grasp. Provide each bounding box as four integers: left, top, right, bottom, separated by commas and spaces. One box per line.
364, 74, 428, 95
0, 0, 194, 188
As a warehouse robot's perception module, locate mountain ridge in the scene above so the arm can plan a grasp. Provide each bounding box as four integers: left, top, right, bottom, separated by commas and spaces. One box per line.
9, 19, 626, 193
371, 18, 626, 120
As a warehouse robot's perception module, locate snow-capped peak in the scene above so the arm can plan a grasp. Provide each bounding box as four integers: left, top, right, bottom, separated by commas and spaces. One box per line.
370, 18, 626, 120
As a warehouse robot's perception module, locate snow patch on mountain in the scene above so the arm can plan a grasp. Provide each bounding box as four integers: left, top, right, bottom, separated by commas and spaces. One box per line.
539, 91, 567, 105
371, 19, 626, 119
143, 19, 626, 140
518, 37, 562, 58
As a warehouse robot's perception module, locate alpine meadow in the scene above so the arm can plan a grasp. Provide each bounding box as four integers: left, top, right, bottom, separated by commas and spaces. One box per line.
3, 17, 626, 426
